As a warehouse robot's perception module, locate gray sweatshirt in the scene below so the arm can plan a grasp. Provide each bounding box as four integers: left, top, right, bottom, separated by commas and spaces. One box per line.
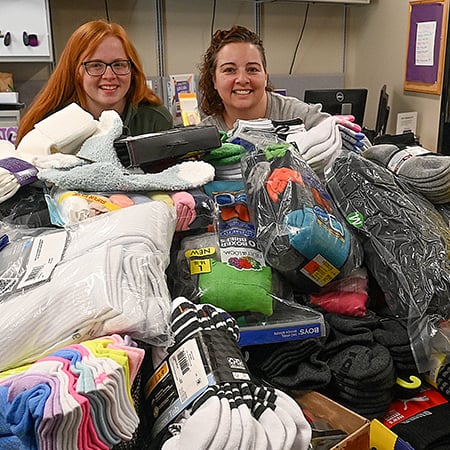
200, 91, 329, 132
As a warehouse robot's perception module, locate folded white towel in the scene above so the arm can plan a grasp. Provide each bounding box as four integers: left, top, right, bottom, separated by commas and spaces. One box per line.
16, 103, 99, 160
0, 140, 16, 159
35, 103, 99, 154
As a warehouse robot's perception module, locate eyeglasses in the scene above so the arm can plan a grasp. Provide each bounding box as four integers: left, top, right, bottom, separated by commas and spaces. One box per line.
82, 60, 131, 76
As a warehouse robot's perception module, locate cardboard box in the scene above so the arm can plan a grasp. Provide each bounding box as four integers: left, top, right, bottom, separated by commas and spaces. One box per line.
294, 391, 371, 450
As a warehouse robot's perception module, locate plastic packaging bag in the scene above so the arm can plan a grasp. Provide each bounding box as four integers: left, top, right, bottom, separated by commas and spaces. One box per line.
241, 142, 363, 294
325, 150, 450, 373
0, 200, 176, 372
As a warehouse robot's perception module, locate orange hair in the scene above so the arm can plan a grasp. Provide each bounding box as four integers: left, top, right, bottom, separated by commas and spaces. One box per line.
16, 19, 162, 144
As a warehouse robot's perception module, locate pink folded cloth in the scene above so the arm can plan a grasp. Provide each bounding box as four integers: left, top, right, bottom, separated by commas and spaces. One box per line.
170, 191, 197, 231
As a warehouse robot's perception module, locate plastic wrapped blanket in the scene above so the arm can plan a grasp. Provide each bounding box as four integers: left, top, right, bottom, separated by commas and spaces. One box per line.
325, 150, 450, 373
0, 200, 176, 372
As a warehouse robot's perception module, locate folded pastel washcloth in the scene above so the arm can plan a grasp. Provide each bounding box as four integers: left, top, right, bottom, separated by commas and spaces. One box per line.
203, 143, 246, 165
16, 103, 98, 161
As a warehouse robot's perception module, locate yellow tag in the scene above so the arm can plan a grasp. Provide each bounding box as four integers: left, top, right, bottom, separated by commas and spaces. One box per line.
190, 259, 212, 275
145, 361, 169, 396
301, 255, 340, 286
57, 191, 121, 211
185, 247, 216, 258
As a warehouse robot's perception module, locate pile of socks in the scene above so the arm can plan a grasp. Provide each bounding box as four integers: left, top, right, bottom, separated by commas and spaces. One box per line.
159, 297, 312, 450
335, 115, 371, 154
228, 118, 275, 138
372, 316, 419, 378
202, 142, 247, 181
0, 334, 144, 450
241, 144, 362, 293
437, 361, 450, 399
171, 231, 274, 316
363, 143, 450, 204
0, 201, 176, 372
308, 267, 369, 317
272, 118, 305, 141
169, 188, 216, 231
383, 385, 450, 450
285, 116, 343, 179
0, 184, 51, 228
243, 338, 331, 391
325, 150, 450, 373
244, 311, 417, 420
321, 314, 396, 419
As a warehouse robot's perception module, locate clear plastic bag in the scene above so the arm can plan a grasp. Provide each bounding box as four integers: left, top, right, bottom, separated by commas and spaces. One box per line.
325, 150, 450, 373
241, 142, 364, 294
0, 200, 176, 372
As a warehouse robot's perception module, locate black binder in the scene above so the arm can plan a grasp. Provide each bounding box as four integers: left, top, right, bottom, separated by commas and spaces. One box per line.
113, 125, 222, 169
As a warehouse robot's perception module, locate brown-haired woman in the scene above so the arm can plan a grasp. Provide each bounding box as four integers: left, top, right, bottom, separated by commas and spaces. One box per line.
198, 25, 328, 132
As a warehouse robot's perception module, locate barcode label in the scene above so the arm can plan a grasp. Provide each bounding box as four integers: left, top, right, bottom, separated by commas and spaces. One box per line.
17, 231, 67, 289
177, 350, 190, 375
24, 265, 44, 282
169, 338, 208, 406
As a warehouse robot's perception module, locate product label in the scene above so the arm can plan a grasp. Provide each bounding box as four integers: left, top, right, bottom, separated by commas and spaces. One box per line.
17, 230, 67, 289
387, 147, 431, 174
57, 192, 121, 211
238, 322, 324, 346
189, 258, 212, 275
169, 338, 209, 405
0, 157, 38, 186
382, 386, 447, 428
300, 254, 340, 286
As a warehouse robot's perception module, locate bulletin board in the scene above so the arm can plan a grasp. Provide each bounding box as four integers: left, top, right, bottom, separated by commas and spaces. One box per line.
404, 0, 448, 94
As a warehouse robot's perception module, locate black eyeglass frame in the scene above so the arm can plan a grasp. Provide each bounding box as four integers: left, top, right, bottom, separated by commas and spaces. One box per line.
82, 59, 132, 76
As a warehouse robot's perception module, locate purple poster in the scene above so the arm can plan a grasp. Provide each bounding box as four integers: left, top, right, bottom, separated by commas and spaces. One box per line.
406, 2, 444, 84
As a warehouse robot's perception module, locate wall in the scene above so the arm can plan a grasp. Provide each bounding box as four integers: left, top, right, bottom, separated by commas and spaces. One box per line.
0, 0, 443, 151
347, 0, 442, 150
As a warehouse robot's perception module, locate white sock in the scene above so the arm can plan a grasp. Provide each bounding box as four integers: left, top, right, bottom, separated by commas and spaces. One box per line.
223, 390, 243, 450
165, 394, 222, 450
274, 389, 312, 450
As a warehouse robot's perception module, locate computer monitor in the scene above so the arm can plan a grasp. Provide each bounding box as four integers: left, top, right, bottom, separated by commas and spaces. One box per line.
375, 84, 390, 136
303, 88, 368, 127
